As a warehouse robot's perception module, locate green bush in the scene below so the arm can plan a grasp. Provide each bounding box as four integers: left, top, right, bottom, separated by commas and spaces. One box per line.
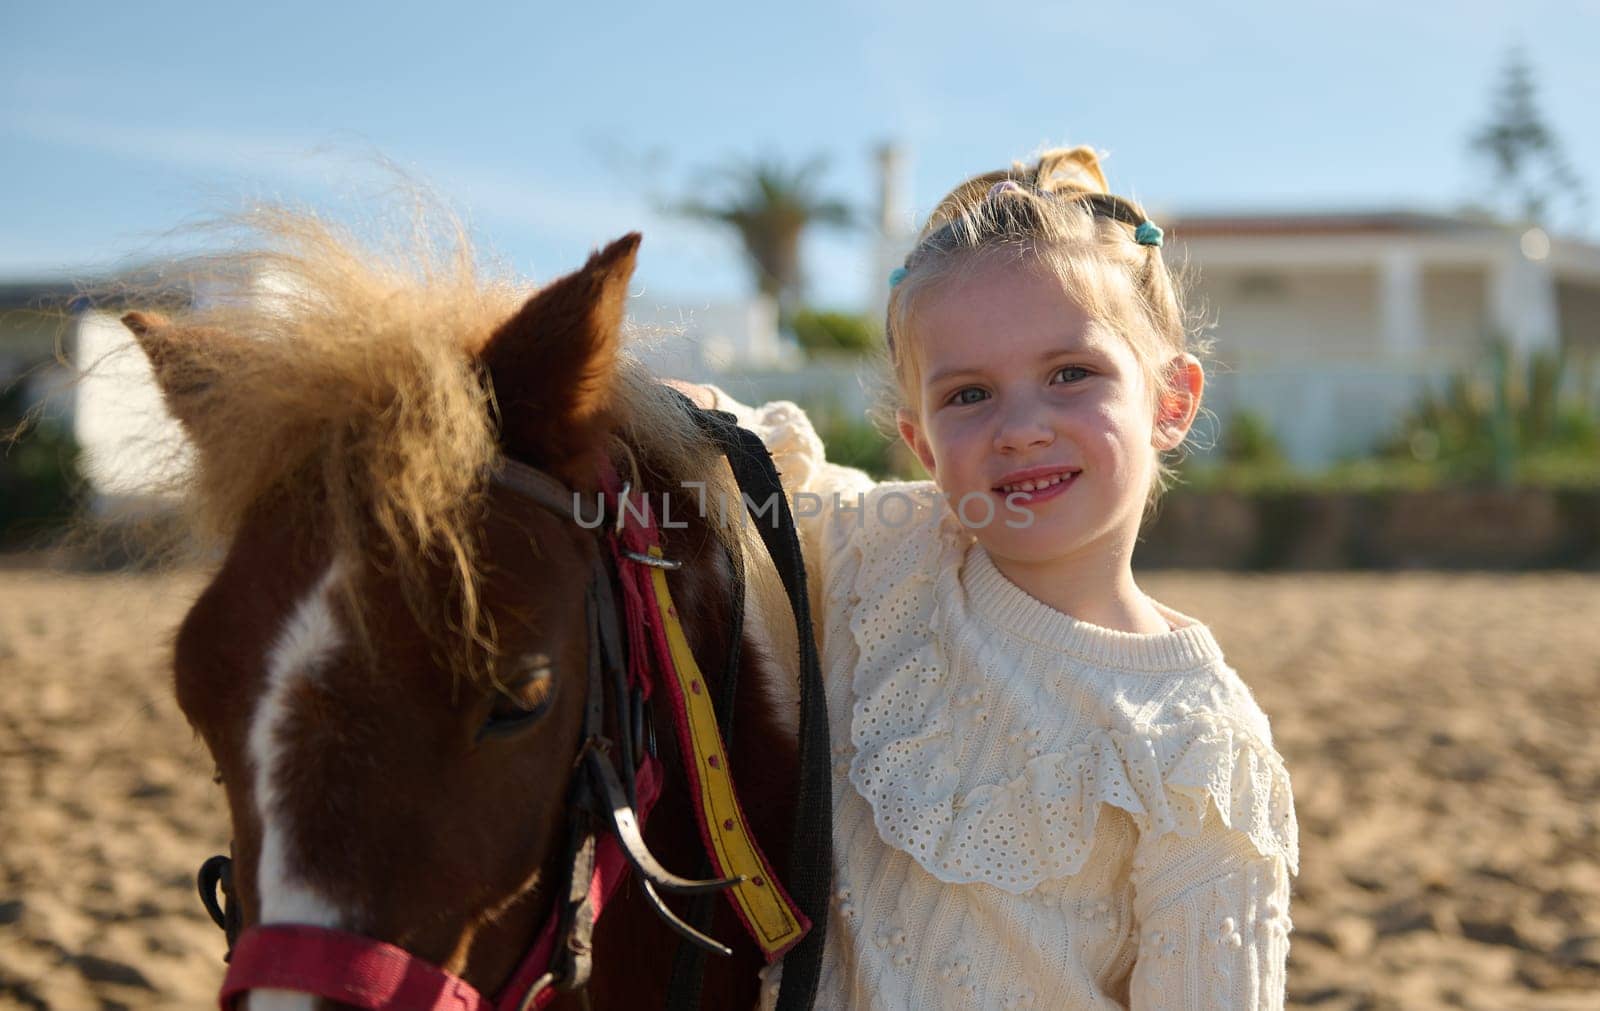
1184, 345, 1599, 496
1220, 410, 1287, 468
791, 309, 877, 357
806, 407, 924, 481
1379, 342, 1599, 486
1, 383, 82, 546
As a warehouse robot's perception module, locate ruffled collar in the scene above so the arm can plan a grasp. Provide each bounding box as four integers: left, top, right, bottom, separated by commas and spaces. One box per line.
841, 489, 1299, 892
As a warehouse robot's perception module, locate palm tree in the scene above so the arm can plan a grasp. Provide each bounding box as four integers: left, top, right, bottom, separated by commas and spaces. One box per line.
672, 154, 854, 321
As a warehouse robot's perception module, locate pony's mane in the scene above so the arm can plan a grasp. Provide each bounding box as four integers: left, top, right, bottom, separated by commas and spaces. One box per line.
132, 205, 736, 683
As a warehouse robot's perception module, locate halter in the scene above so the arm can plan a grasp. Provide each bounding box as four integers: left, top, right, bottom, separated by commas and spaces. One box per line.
196, 404, 832, 1011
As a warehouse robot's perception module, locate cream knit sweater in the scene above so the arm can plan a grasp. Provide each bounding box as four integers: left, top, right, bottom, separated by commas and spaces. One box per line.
713, 394, 1299, 1010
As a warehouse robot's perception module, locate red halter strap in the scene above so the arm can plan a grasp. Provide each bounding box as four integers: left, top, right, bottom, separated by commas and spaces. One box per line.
218, 755, 664, 1011
221, 925, 490, 1011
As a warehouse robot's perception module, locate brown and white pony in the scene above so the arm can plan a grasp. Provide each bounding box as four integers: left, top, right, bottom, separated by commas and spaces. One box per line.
125, 213, 803, 1009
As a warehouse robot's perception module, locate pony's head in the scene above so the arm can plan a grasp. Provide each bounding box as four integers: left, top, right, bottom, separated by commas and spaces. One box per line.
126, 212, 742, 1004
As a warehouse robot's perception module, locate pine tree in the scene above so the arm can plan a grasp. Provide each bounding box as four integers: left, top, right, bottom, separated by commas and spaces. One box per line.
1469, 48, 1587, 229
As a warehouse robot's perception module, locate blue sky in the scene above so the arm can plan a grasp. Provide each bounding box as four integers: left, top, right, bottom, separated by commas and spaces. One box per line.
3, 1, 1596, 311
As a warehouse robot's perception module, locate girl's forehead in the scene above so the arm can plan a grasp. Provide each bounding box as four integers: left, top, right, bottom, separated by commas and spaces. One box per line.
910, 266, 1127, 371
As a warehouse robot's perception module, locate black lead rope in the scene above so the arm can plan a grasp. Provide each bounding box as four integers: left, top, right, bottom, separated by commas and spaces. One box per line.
674, 404, 830, 1011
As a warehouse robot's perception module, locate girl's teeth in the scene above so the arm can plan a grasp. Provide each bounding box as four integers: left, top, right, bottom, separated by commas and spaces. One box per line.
1002, 474, 1068, 493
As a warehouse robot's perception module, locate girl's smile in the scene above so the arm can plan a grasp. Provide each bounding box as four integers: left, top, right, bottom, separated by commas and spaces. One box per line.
992, 465, 1080, 504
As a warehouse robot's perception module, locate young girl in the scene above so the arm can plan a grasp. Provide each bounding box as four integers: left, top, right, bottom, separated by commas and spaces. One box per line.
682, 147, 1297, 1009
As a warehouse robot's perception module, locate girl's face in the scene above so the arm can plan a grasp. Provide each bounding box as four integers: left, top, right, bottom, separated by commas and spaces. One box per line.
897, 257, 1199, 581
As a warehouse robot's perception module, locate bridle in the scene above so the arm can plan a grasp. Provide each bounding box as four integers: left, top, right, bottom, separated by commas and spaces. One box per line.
195, 403, 832, 1011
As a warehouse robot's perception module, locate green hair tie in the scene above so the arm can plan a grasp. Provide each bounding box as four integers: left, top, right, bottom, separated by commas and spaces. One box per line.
1134, 220, 1164, 247
888, 266, 909, 288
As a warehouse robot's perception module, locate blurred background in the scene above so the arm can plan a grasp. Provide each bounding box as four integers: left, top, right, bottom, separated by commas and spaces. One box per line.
2, 2, 1597, 1009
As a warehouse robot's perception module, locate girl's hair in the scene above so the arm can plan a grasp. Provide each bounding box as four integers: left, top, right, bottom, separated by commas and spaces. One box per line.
884, 146, 1208, 503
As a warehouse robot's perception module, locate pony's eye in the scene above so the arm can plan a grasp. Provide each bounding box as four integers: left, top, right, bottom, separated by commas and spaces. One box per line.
479, 656, 555, 740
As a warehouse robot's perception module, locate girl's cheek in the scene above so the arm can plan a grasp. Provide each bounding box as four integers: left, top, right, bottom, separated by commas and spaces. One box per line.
1080, 401, 1129, 439
929, 416, 966, 450
940, 423, 986, 462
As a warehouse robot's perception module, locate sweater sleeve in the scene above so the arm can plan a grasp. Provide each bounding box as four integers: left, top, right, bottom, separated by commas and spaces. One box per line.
1128, 816, 1294, 1009
703, 386, 878, 595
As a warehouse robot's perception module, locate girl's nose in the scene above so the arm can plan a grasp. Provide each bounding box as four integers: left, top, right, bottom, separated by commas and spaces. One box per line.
993, 404, 1054, 454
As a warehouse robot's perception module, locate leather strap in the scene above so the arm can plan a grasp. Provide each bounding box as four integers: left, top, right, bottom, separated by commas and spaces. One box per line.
221, 925, 493, 1011
682, 403, 832, 1011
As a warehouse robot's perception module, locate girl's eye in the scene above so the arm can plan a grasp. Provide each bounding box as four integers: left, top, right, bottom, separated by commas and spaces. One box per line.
947, 386, 989, 406
1051, 366, 1091, 384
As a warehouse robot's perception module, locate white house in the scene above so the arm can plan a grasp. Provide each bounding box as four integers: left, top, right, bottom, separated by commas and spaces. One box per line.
1163, 210, 1600, 466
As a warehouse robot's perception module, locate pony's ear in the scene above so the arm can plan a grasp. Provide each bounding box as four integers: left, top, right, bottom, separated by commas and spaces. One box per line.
122, 312, 248, 435
480, 233, 640, 471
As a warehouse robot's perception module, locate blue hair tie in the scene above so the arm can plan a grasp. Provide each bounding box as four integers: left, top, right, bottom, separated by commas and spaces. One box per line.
1134, 220, 1164, 247
888, 266, 909, 289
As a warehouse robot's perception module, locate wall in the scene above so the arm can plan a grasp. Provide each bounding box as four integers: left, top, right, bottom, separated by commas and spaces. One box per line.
1422, 266, 1490, 356
1557, 280, 1600, 352
1197, 265, 1383, 364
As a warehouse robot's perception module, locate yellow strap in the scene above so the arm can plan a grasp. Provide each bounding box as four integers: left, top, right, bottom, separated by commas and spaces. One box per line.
648, 548, 806, 957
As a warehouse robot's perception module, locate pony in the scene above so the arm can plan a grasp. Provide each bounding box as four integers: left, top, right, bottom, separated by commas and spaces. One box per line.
122, 208, 818, 1009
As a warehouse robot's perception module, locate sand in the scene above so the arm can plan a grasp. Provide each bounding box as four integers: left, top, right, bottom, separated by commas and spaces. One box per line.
2, 565, 1598, 1009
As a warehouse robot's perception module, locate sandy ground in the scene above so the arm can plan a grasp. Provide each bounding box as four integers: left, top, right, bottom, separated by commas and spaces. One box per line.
2, 565, 1598, 1010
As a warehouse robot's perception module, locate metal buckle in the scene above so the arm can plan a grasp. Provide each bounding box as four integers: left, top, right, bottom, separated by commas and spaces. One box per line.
622, 550, 682, 570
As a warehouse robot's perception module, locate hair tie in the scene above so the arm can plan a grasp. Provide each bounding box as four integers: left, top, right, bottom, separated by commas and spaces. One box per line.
987, 180, 1025, 199
888, 266, 908, 289
1134, 220, 1164, 247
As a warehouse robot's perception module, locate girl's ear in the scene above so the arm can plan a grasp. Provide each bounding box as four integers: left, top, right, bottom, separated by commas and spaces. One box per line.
1153, 354, 1204, 451
897, 408, 937, 477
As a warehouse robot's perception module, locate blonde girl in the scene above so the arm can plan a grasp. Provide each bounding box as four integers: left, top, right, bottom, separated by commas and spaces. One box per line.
680, 146, 1297, 1009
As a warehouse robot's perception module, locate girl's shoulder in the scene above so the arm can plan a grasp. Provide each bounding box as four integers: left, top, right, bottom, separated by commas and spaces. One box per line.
831, 481, 975, 594
839, 479, 945, 535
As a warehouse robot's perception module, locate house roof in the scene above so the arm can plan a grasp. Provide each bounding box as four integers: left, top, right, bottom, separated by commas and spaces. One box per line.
1166, 209, 1507, 239
1163, 209, 1600, 276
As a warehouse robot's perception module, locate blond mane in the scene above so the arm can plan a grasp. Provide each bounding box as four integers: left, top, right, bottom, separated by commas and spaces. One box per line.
129, 204, 737, 683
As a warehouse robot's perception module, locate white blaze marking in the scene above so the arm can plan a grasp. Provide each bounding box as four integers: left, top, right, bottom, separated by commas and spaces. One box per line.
248, 563, 347, 1011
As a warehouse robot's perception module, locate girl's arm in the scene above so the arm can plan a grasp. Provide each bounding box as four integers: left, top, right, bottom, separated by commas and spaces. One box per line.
1129, 826, 1293, 1009
671, 381, 879, 590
